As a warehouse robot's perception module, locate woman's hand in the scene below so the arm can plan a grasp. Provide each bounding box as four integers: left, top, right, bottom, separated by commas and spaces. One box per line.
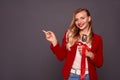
86, 50, 94, 60
42, 30, 57, 46
78, 45, 94, 59
78, 45, 82, 54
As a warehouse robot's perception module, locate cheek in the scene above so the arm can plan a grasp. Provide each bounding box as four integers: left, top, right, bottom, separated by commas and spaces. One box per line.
75, 21, 78, 25
85, 19, 89, 22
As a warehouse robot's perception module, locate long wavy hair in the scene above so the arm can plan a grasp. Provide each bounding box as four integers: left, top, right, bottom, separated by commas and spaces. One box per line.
66, 8, 93, 50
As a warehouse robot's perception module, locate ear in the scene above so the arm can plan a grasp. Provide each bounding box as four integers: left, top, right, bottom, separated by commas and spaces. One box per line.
88, 16, 91, 22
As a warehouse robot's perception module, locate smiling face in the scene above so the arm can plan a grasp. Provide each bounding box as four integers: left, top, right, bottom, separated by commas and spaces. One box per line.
74, 11, 91, 31
67, 8, 93, 49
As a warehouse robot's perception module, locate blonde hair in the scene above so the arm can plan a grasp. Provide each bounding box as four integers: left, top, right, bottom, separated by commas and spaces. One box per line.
66, 8, 93, 50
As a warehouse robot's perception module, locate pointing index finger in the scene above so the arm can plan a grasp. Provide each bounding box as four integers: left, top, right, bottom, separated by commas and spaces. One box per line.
42, 30, 47, 33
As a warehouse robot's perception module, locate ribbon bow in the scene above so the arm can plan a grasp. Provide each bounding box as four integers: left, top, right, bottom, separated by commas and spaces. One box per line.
78, 41, 91, 80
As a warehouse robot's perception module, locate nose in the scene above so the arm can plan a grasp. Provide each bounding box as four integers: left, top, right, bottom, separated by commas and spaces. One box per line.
77, 19, 83, 23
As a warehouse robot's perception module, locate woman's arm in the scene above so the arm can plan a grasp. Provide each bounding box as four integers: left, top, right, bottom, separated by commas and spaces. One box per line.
88, 35, 103, 68
50, 31, 68, 61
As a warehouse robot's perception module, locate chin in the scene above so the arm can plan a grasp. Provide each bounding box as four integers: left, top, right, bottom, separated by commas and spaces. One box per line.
79, 27, 85, 30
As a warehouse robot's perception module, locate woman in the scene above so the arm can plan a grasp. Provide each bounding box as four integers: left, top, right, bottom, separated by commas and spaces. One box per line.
43, 8, 103, 80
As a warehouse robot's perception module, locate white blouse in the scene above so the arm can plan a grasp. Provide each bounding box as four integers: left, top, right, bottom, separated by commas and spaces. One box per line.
72, 44, 91, 75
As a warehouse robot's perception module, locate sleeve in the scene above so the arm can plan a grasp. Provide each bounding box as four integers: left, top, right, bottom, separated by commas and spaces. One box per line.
88, 35, 104, 68
50, 31, 68, 61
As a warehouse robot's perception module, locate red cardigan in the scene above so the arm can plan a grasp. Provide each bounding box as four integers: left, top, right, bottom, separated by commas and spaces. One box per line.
50, 32, 103, 80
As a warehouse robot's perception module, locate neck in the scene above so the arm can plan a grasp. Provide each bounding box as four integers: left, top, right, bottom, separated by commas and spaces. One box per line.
79, 25, 90, 36
80, 29, 88, 36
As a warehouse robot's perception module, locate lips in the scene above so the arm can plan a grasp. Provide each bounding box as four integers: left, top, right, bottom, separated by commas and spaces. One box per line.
78, 23, 84, 27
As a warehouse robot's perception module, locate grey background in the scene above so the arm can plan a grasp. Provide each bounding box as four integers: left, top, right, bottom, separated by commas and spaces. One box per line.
1, 0, 120, 80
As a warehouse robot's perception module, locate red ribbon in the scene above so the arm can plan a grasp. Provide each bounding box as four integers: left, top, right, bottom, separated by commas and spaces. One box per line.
78, 41, 91, 80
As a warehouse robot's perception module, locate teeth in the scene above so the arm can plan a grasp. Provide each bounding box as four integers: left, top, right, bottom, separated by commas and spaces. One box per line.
78, 23, 83, 27
78, 23, 82, 26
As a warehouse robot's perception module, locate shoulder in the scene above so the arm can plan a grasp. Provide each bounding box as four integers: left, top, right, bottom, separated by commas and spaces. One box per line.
91, 33, 103, 50
93, 33, 102, 40
92, 33, 103, 43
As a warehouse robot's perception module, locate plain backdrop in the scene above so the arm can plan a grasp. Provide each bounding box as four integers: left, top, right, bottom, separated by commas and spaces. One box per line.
1, 0, 120, 80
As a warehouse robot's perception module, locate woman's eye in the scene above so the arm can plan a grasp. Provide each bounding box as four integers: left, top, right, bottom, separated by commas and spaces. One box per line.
81, 17, 85, 19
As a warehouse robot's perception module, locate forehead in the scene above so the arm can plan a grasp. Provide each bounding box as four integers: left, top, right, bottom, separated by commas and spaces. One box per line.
75, 11, 87, 18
